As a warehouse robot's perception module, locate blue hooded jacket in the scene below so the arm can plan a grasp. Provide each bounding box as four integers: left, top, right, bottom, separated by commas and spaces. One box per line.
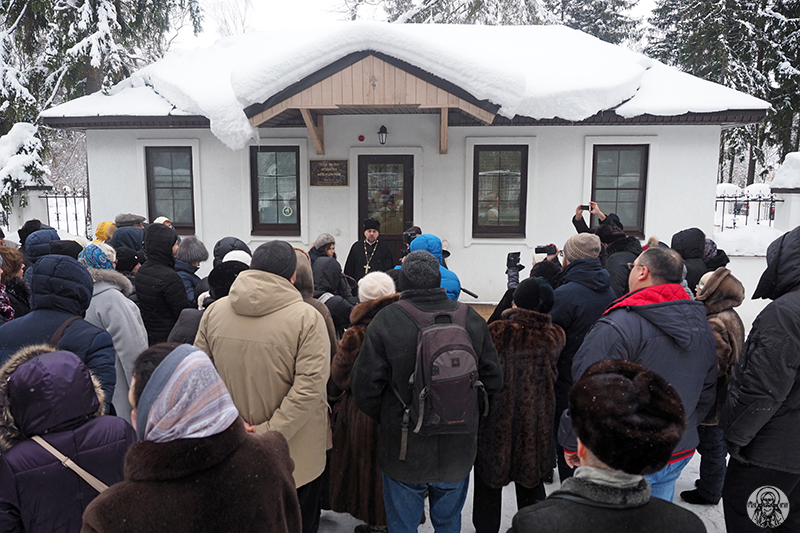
21, 228, 60, 285
408, 234, 461, 300
0, 255, 117, 405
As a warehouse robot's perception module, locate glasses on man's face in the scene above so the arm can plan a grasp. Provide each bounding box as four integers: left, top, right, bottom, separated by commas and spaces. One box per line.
626, 262, 637, 271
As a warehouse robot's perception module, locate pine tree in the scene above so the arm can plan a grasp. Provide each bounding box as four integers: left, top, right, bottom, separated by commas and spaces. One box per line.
0, 0, 202, 210
542, 0, 640, 44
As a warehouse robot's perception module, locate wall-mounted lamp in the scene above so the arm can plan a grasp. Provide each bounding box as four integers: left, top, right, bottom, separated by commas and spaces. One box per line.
377, 125, 388, 145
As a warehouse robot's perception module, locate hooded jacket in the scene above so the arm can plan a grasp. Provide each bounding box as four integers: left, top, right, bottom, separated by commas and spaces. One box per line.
408, 234, 461, 300
670, 228, 708, 294
722, 226, 800, 473
313, 256, 357, 337
175, 259, 201, 305
194, 269, 331, 488
21, 228, 60, 285
111, 226, 144, 252
195, 237, 252, 296
0, 346, 135, 533
694, 267, 745, 425
0, 255, 117, 404
604, 236, 643, 297
83, 268, 148, 423
350, 288, 503, 484
135, 224, 191, 345
549, 259, 616, 401
564, 284, 718, 460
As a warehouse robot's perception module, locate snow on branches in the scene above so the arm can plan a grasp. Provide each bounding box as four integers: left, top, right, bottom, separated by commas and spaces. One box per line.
0, 123, 49, 211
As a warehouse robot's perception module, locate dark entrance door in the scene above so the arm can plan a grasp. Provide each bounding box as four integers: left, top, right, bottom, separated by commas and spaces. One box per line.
358, 155, 414, 264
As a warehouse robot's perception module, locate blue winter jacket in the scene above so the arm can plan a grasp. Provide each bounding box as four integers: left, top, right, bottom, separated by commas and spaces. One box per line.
112, 226, 145, 252
0, 255, 117, 405
21, 228, 60, 285
175, 259, 201, 305
407, 234, 461, 300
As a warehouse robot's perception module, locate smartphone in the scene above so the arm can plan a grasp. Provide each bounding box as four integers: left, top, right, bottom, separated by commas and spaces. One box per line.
506, 251, 521, 268
581, 205, 591, 211
534, 245, 557, 255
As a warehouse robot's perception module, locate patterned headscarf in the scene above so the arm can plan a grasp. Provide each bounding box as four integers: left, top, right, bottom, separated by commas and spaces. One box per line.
78, 244, 114, 270
136, 345, 240, 443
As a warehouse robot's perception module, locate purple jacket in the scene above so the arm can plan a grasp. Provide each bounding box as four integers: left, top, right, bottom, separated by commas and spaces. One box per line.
0, 346, 136, 533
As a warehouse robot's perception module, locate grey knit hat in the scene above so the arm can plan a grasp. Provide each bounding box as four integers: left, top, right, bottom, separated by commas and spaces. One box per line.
114, 213, 146, 227
251, 241, 297, 280
176, 236, 209, 264
564, 233, 601, 262
399, 250, 441, 290
314, 233, 335, 251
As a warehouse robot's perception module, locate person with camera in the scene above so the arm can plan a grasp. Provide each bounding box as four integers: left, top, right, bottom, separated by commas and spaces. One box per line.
549, 234, 616, 482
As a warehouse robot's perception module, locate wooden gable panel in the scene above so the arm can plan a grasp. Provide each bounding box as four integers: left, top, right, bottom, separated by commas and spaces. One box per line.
249, 54, 495, 127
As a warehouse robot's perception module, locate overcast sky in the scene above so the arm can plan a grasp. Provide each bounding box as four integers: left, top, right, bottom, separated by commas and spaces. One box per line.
172, 0, 657, 51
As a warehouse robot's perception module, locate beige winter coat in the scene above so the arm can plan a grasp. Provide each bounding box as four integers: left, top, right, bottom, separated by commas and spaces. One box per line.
194, 270, 331, 487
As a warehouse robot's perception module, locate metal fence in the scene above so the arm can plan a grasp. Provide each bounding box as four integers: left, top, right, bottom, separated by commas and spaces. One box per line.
714, 193, 782, 232
40, 191, 92, 239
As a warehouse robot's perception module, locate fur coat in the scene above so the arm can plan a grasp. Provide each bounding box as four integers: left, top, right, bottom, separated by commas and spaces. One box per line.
82, 420, 301, 533
328, 293, 399, 526
695, 267, 746, 425
475, 308, 566, 489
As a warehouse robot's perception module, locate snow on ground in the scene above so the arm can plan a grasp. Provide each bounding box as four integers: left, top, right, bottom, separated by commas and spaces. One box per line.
41, 22, 770, 151
318, 453, 725, 532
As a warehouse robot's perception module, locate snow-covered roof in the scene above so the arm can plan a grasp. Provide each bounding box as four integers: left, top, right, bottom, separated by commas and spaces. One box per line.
40, 22, 771, 151
772, 152, 800, 189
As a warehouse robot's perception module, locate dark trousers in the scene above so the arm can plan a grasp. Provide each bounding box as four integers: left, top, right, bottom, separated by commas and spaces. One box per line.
723, 458, 800, 532
696, 424, 727, 502
297, 474, 323, 533
472, 471, 546, 533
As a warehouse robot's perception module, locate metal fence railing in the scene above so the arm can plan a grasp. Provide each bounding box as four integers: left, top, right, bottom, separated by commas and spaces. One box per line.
714, 193, 783, 232
39, 191, 92, 239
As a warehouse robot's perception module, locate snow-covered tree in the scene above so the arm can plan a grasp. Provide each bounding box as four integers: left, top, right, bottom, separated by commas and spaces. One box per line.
363, 0, 555, 25
542, 0, 640, 44
0, 0, 202, 206
0, 123, 49, 211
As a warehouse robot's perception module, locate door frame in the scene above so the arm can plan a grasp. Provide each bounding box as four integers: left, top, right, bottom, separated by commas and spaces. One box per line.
348, 147, 423, 251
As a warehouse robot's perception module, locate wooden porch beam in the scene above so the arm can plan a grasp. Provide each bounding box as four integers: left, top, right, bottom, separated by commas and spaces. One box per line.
440, 107, 448, 154
300, 109, 324, 155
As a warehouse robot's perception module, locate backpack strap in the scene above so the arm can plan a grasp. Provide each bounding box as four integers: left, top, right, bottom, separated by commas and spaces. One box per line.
49, 316, 81, 347
31, 436, 109, 493
395, 299, 467, 329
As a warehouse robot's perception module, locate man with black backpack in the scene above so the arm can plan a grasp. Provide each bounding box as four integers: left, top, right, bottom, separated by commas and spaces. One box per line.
351, 250, 503, 533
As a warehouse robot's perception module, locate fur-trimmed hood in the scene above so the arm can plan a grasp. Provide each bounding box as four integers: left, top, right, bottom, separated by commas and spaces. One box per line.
349, 293, 400, 326
606, 235, 643, 257
695, 267, 745, 315
0, 344, 105, 452
87, 267, 133, 297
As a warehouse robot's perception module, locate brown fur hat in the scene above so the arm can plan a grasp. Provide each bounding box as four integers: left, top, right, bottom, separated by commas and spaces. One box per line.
695, 267, 745, 315
570, 360, 685, 475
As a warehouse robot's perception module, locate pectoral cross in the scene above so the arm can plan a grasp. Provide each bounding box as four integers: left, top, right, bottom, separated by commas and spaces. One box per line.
364, 264, 371, 274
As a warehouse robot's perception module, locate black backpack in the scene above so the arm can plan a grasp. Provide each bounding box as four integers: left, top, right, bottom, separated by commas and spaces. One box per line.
392, 299, 488, 461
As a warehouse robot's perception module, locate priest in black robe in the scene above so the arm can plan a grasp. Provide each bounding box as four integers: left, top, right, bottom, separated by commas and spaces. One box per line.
344, 218, 394, 283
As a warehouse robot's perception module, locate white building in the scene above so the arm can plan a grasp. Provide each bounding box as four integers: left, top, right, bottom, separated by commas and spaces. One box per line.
40, 22, 770, 302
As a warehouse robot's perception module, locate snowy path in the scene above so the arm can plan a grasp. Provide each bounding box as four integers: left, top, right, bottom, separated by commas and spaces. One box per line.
319, 453, 726, 532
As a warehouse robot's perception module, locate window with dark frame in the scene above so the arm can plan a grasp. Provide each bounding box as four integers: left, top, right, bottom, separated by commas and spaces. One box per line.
472, 145, 528, 238
250, 146, 301, 236
591, 145, 649, 236
145, 147, 194, 233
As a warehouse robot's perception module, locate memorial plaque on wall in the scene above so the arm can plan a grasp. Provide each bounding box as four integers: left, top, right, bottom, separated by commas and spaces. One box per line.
310, 160, 349, 186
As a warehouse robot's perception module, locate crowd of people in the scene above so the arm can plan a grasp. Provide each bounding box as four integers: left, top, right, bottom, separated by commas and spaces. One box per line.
0, 204, 797, 533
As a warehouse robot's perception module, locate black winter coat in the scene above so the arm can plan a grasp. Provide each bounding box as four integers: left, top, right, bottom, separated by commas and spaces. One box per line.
351, 289, 503, 484
671, 228, 709, 294
4, 277, 31, 318
565, 284, 717, 459
722, 226, 800, 474
135, 224, 191, 345
0, 345, 135, 533
549, 259, 616, 392
0, 255, 117, 404
604, 236, 643, 297
313, 256, 357, 337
